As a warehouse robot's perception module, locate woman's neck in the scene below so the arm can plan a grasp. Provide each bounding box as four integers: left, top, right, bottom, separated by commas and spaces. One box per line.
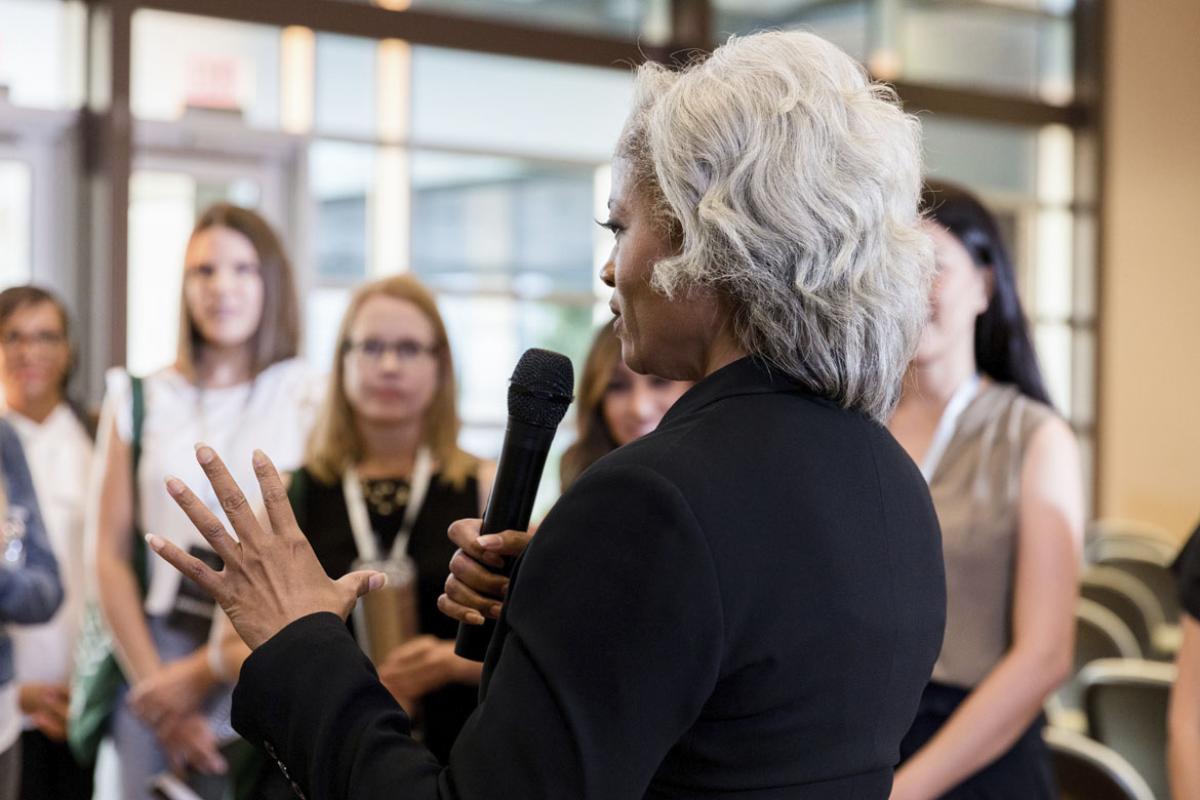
191, 345, 253, 389
355, 417, 424, 479
6, 391, 62, 425
901, 345, 978, 413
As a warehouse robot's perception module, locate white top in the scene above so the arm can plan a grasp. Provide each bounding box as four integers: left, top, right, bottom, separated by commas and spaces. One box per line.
6, 404, 93, 728
101, 359, 321, 616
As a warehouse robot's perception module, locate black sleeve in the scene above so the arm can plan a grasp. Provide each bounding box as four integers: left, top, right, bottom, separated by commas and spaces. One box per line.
1175, 521, 1200, 621
232, 463, 724, 800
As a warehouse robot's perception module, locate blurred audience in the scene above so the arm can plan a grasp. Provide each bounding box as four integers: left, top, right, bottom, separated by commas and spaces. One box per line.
559, 322, 690, 491
0, 286, 94, 800
887, 180, 1084, 799
1170, 517, 1200, 798
0, 421, 62, 800
90, 203, 318, 799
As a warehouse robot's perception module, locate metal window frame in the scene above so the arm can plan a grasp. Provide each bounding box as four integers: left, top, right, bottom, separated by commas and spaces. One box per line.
78, 0, 1104, 506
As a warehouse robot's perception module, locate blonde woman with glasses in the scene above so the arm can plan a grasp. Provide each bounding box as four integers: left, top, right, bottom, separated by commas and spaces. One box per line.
264, 274, 492, 767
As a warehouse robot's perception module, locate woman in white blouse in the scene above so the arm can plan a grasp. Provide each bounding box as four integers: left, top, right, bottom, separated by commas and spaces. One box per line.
0, 286, 94, 800
91, 204, 319, 799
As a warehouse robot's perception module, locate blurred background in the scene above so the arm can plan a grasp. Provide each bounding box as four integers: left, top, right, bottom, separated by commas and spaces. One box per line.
0, 0, 1194, 529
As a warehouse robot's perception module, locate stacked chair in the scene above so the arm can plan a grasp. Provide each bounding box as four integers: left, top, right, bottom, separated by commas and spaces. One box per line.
1046, 519, 1184, 799
1045, 726, 1155, 800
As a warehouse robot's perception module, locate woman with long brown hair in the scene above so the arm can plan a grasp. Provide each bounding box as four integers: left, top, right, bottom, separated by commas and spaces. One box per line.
91, 203, 319, 798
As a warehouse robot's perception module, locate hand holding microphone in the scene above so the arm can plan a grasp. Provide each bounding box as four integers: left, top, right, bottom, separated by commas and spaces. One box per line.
451, 349, 573, 662
438, 520, 534, 625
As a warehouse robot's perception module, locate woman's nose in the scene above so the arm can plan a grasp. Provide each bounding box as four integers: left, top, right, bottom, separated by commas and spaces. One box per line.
599, 256, 615, 288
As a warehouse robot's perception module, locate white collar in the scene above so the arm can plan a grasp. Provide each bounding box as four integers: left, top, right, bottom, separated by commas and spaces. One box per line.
920, 374, 982, 483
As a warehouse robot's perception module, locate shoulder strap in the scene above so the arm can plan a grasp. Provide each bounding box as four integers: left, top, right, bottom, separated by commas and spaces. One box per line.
129, 374, 149, 595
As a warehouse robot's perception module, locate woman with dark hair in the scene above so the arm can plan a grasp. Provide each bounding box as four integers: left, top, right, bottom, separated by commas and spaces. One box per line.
0, 286, 94, 799
91, 204, 319, 798
559, 323, 689, 491
887, 180, 1083, 799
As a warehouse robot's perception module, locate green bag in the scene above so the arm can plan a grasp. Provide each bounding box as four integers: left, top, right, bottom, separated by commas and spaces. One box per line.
67, 374, 146, 765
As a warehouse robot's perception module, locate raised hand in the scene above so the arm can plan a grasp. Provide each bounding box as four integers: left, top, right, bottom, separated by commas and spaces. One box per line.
146, 445, 386, 650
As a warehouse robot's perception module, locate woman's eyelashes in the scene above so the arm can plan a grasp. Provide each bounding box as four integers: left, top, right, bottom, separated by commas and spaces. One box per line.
597, 218, 625, 237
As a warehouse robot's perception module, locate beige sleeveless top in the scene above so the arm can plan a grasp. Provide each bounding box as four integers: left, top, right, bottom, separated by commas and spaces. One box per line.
928, 381, 1056, 688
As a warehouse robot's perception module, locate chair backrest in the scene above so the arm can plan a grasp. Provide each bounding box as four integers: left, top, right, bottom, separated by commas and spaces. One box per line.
1044, 726, 1155, 800
1082, 658, 1176, 800
1082, 567, 1166, 659
1053, 600, 1141, 729
1086, 519, 1181, 627
1087, 519, 1178, 560
1104, 560, 1182, 636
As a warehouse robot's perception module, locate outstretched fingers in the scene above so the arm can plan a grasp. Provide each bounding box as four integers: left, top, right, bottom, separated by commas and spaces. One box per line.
164, 472, 241, 566
251, 449, 300, 539
146, 534, 225, 602
193, 445, 264, 548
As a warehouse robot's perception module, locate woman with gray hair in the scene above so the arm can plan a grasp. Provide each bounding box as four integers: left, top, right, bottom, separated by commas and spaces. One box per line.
146, 30, 946, 798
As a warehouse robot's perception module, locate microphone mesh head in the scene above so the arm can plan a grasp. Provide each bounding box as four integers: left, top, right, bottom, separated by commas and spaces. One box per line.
508, 348, 574, 429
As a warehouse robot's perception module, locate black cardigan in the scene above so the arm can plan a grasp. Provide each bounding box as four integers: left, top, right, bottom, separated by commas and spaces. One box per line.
232, 356, 946, 799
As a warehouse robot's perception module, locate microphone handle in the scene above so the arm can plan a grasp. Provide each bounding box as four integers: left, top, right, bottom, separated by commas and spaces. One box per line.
454, 419, 556, 662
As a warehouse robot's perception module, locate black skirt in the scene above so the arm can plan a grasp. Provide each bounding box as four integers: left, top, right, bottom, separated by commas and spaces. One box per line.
899, 682, 1056, 799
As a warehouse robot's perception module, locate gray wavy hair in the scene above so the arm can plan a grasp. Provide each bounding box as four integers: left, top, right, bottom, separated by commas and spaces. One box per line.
617, 31, 933, 422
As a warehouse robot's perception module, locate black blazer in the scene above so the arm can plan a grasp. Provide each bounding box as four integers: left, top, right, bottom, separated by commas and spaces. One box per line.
232, 357, 946, 799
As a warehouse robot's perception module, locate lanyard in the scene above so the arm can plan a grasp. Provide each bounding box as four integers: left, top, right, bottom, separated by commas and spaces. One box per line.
920, 374, 981, 483
342, 447, 433, 563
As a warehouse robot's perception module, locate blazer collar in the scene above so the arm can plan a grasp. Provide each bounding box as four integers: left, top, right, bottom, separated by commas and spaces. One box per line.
660, 355, 830, 427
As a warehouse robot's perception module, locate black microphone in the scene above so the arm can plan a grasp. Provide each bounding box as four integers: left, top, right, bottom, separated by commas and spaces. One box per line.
454, 348, 574, 662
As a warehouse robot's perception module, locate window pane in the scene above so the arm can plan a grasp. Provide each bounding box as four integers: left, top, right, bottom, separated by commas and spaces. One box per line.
305, 286, 353, 373
1034, 321, 1071, 413
309, 140, 375, 282
314, 33, 377, 137
714, 0, 870, 62
901, 1, 1073, 103
132, 11, 282, 129
441, 294, 596, 423
0, 159, 31, 287
411, 47, 632, 162
1033, 207, 1072, 320
923, 116, 1038, 196
411, 151, 598, 296
0, 0, 85, 110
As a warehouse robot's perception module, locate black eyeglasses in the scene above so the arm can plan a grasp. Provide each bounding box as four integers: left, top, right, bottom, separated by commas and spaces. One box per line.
2, 331, 66, 352
343, 338, 438, 363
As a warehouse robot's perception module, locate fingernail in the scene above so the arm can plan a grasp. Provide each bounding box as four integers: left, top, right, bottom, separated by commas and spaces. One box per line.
368, 572, 388, 591
478, 535, 501, 550
194, 444, 214, 464
500, 580, 510, 598
467, 611, 485, 625
145, 533, 163, 552
252, 449, 268, 468
164, 476, 184, 496
489, 604, 503, 619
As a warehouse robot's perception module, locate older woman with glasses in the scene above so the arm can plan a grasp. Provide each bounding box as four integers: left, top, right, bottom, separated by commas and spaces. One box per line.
149, 30, 946, 799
